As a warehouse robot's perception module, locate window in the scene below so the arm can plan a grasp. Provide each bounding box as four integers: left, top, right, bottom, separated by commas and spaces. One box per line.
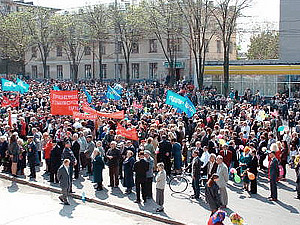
101, 64, 107, 79
115, 64, 123, 79
85, 64, 92, 79
57, 65, 63, 79
167, 38, 182, 52
84, 46, 91, 55
204, 39, 209, 53
149, 39, 157, 53
31, 46, 37, 58
46, 65, 50, 78
229, 41, 234, 54
57, 46, 63, 57
132, 63, 139, 79
132, 41, 139, 53
115, 41, 122, 54
217, 40, 222, 53
100, 43, 106, 55
32, 65, 37, 78
149, 63, 158, 80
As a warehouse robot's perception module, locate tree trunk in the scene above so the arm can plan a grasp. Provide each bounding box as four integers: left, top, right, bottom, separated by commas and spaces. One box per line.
72, 61, 78, 83
223, 49, 230, 97
42, 59, 47, 79
125, 60, 130, 84
99, 41, 103, 83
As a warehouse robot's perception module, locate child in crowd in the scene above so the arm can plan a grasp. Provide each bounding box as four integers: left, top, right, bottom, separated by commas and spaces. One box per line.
156, 162, 166, 212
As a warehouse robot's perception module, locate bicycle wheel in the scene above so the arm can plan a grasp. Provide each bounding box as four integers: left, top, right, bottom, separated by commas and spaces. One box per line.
169, 176, 188, 193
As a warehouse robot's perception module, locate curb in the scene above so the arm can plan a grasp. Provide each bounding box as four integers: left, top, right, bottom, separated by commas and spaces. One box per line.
0, 174, 185, 225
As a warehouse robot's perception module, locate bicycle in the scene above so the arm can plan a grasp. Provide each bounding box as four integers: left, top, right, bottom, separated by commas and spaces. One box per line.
169, 171, 209, 193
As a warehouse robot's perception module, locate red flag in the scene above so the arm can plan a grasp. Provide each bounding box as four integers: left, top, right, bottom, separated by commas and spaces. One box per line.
116, 123, 138, 141
73, 111, 97, 120
50, 90, 79, 115
133, 101, 143, 109
82, 102, 125, 120
1, 95, 20, 108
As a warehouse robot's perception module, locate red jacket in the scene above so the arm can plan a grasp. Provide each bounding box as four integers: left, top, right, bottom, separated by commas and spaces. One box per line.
43, 141, 53, 160
219, 149, 232, 168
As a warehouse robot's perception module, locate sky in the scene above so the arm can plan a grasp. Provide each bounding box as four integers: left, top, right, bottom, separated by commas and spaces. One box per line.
32, 0, 280, 52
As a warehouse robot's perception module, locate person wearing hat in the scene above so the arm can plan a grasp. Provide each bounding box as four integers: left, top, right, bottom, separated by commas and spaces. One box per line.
144, 150, 154, 199
27, 136, 37, 179
268, 150, 279, 201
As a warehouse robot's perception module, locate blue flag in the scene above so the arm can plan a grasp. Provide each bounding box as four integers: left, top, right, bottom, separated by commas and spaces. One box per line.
16, 78, 29, 94
83, 87, 93, 104
106, 85, 121, 100
53, 85, 60, 91
1, 78, 19, 92
114, 84, 123, 94
165, 90, 196, 118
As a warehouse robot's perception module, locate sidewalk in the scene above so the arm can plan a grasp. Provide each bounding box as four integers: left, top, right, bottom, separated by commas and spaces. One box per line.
1, 164, 299, 225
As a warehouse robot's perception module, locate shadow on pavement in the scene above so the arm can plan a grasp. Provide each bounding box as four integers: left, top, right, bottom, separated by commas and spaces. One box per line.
59, 199, 79, 218
73, 176, 85, 189
249, 193, 275, 205
7, 181, 19, 193
95, 187, 109, 200
275, 200, 299, 214
137, 198, 172, 219
227, 183, 244, 194
110, 187, 125, 198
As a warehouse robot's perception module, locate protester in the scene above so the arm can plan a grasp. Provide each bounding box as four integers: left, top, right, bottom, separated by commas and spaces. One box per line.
8, 134, 19, 177
155, 162, 166, 212
268, 150, 279, 201
58, 159, 71, 205
205, 173, 221, 215
248, 150, 258, 194
186, 150, 202, 199
216, 155, 229, 208
106, 141, 121, 188
27, 136, 37, 179
123, 150, 135, 194
144, 150, 154, 199
92, 149, 105, 191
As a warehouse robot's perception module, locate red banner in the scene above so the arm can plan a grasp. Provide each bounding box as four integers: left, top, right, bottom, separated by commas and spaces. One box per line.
50, 90, 79, 115
116, 123, 138, 141
82, 103, 125, 120
73, 111, 97, 120
1, 95, 20, 108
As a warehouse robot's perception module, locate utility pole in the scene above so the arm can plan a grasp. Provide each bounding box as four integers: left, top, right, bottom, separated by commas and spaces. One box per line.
115, 0, 119, 81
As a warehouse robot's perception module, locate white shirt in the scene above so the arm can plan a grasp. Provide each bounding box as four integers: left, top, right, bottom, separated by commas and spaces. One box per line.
64, 165, 69, 175
200, 151, 210, 168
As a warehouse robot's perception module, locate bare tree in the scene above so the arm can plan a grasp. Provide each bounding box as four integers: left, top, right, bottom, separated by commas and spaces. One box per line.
212, 0, 251, 96
177, 0, 216, 89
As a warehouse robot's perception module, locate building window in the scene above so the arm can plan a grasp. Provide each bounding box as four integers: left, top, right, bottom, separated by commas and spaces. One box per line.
132, 41, 139, 53
46, 65, 50, 78
167, 38, 182, 52
115, 41, 122, 54
115, 64, 123, 79
149, 39, 157, 53
100, 43, 106, 55
32, 47, 37, 58
32, 65, 37, 78
217, 40, 222, 53
84, 46, 91, 55
149, 63, 158, 80
132, 63, 139, 79
101, 64, 107, 79
57, 46, 63, 57
229, 41, 234, 54
204, 39, 209, 53
85, 64, 92, 79
57, 65, 63, 79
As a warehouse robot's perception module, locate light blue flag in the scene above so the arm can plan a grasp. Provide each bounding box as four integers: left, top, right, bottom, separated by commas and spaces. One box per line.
106, 85, 121, 100
53, 86, 60, 91
16, 78, 29, 94
184, 96, 197, 118
114, 84, 123, 94
165, 90, 196, 118
83, 87, 93, 104
1, 78, 19, 92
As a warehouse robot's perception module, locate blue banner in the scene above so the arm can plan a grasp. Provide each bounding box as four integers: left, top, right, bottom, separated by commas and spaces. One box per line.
83, 87, 93, 104
1, 78, 19, 92
114, 84, 123, 94
16, 78, 29, 94
53, 85, 60, 91
165, 90, 196, 118
106, 85, 121, 100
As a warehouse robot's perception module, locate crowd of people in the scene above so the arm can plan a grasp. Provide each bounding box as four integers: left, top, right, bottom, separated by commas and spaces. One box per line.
0, 79, 300, 224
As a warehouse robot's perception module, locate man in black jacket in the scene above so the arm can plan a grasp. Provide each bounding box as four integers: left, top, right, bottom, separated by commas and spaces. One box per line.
49, 140, 62, 183
133, 151, 149, 203
61, 141, 77, 192
158, 135, 172, 176
268, 150, 279, 201
186, 150, 202, 199
106, 141, 121, 187
27, 136, 37, 180
71, 133, 80, 179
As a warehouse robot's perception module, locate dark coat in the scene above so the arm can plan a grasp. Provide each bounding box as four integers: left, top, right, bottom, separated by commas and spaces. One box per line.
57, 165, 70, 189
219, 150, 232, 168
123, 156, 135, 188
158, 140, 172, 162
92, 155, 105, 183
172, 142, 182, 170
133, 158, 149, 183
50, 144, 62, 173
0, 141, 8, 158
27, 142, 37, 165
248, 155, 258, 175
106, 148, 121, 168
61, 147, 76, 165
269, 158, 279, 181
71, 140, 80, 162
207, 162, 218, 179
205, 182, 221, 211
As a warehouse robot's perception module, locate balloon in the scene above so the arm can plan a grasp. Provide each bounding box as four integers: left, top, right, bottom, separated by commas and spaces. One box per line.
248, 172, 255, 181
230, 168, 237, 174
219, 139, 226, 146
284, 126, 289, 132
234, 174, 241, 183
278, 126, 284, 132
